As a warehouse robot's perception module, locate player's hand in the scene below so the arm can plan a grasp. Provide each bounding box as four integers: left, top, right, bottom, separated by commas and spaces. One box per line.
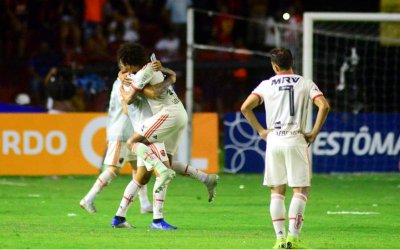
259, 129, 273, 141
119, 84, 136, 105
118, 70, 128, 82
151, 60, 162, 71
303, 132, 317, 146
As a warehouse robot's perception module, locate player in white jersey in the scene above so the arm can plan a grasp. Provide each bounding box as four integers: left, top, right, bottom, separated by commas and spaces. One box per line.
241, 48, 330, 249
112, 43, 219, 230
79, 52, 177, 214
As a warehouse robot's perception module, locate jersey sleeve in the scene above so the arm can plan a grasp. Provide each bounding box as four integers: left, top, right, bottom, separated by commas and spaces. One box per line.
251, 81, 267, 105
309, 81, 324, 102
131, 64, 154, 91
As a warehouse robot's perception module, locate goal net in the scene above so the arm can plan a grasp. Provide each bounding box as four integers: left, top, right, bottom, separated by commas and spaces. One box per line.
184, 10, 400, 173
304, 13, 400, 173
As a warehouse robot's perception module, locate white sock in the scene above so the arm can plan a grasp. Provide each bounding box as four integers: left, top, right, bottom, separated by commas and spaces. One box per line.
85, 168, 117, 202
115, 180, 141, 217
288, 193, 308, 238
270, 194, 286, 239
153, 177, 167, 220
134, 143, 169, 173
132, 171, 151, 208
171, 161, 208, 183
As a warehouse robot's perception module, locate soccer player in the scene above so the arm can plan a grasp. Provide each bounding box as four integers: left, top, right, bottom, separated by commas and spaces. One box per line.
112, 44, 218, 229
240, 48, 330, 249
79, 48, 178, 214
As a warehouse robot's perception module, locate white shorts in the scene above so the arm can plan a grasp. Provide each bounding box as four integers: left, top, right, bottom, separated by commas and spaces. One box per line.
137, 142, 169, 167
134, 105, 188, 155
263, 133, 311, 187
103, 141, 136, 168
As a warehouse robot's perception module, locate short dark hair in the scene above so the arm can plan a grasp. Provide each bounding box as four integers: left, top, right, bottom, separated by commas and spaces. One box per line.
117, 43, 147, 67
270, 48, 293, 70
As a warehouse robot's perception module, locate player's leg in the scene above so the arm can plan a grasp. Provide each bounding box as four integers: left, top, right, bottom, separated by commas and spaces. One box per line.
111, 165, 153, 228
147, 142, 177, 230
127, 160, 152, 214
170, 160, 219, 202
127, 134, 175, 192
163, 120, 220, 202
264, 143, 288, 249
285, 145, 311, 249
270, 185, 287, 249
80, 141, 124, 213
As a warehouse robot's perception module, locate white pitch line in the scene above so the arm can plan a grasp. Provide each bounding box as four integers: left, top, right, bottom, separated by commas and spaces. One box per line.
0, 180, 27, 187
327, 211, 380, 215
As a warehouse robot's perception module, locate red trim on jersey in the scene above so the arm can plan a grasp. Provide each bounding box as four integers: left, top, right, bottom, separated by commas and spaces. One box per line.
131, 83, 143, 92
312, 94, 324, 103
251, 93, 262, 105
144, 114, 169, 138
289, 217, 297, 220
272, 218, 285, 222
150, 144, 161, 159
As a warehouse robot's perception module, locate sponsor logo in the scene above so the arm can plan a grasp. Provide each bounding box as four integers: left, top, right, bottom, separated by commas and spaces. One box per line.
271, 76, 300, 85
313, 126, 400, 156
2, 130, 66, 155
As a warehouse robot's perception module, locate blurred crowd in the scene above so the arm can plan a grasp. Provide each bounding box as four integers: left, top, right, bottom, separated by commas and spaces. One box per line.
0, 0, 303, 113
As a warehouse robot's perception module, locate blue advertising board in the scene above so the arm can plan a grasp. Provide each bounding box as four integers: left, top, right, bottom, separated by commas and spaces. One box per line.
224, 112, 399, 173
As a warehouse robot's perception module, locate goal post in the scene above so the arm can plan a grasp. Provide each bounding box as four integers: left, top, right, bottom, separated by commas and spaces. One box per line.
303, 12, 400, 172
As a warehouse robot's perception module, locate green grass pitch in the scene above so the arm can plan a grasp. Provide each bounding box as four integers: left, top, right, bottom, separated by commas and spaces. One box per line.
0, 174, 399, 249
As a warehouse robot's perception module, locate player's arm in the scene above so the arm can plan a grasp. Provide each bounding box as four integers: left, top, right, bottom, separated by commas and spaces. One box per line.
142, 60, 177, 98
303, 96, 330, 144
119, 72, 139, 105
241, 94, 272, 140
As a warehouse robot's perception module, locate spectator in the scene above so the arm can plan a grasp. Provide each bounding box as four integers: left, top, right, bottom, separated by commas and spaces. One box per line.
246, 0, 268, 49
45, 67, 77, 113
163, 0, 192, 45
4, 0, 29, 59
59, 0, 82, 54
83, 0, 107, 39
212, 2, 235, 46
155, 29, 181, 62
28, 42, 61, 106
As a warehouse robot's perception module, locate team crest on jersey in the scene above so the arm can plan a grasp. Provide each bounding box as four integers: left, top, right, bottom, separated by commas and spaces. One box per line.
153, 135, 158, 139
160, 150, 166, 157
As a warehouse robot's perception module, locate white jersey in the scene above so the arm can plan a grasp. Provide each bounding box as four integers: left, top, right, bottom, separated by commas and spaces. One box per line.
107, 78, 153, 141
252, 74, 323, 134
107, 78, 133, 142
129, 63, 187, 155
131, 63, 182, 114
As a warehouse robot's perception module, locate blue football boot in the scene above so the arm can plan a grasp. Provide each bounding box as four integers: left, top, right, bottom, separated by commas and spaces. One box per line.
111, 216, 133, 228
150, 219, 177, 230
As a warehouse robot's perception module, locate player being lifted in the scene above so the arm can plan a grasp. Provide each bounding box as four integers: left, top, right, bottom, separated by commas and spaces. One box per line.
241, 48, 329, 249
79, 48, 178, 214
111, 43, 219, 230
